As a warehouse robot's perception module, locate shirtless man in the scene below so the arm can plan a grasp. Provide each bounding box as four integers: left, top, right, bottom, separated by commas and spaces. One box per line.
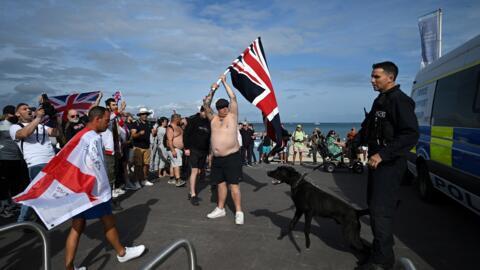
166, 113, 186, 187
204, 75, 244, 225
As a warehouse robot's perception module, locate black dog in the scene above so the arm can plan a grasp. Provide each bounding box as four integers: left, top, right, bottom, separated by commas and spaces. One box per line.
267, 166, 369, 251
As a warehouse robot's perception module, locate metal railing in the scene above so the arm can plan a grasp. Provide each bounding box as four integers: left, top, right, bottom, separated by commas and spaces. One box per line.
0, 221, 51, 270
141, 239, 197, 270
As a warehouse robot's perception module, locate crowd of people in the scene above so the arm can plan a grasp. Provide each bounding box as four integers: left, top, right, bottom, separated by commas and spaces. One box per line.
237, 124, 368, 168
0, 87, 366, 224
0, 61, 418, 270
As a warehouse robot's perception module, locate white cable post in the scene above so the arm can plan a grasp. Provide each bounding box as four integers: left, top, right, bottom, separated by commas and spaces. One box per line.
438, 8, 442, 58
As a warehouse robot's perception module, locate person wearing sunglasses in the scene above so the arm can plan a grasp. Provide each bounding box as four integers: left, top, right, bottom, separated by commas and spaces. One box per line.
63, 109, 88, 144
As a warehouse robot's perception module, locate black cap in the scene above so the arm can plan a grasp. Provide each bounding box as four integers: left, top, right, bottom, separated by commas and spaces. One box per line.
3, 105, 15, 115
215, 98, 229, 110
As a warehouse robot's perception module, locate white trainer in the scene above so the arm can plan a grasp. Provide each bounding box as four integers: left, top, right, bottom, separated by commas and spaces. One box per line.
74, 266, 86, 270
235, 211, 244, 225
114, 188, 126, 195
207, 207, 226, 219
117, 245, 146, 263
142, 180, 154, 186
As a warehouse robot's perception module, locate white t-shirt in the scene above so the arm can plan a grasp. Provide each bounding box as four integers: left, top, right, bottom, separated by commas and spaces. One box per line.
100, 129, 115, 156
10, 122, 55, 167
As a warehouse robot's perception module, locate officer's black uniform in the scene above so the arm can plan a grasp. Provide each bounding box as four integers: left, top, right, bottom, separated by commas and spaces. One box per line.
357, 84, 419, 268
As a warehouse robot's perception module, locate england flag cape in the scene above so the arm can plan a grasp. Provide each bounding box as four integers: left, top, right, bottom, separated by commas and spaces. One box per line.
13, 128, 111, 229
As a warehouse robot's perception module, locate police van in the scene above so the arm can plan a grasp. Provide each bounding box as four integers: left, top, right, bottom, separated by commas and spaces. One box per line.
409, 34, 480, 216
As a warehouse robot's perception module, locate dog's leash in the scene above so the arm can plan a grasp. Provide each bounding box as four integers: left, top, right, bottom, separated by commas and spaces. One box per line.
291, 172, 308, 196
290, 163, 324, 195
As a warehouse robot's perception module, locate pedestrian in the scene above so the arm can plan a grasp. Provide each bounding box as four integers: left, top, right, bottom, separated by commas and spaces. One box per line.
240, 122, 254, 166
309, 128, 323, 164
203, 75, 244, 225
10, 100, 58, 222
291, 124, 307, 165
103, 98, 127, 209
64, 106, 145, 270
183, 107, 211, 205
354, 61, 419, 270
0, 105, 30, 218
131, 107, 156, 187
60, 93, 103, 147
260, 132, 272, 163
155, 117, 170, 178
166, 113, 186, 187
248, 124, 257, 164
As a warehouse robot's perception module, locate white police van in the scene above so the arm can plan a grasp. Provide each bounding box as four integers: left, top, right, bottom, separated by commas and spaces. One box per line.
408, 34, 480, 216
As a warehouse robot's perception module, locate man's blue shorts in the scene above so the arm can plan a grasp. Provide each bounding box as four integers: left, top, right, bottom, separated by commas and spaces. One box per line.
74, 200, 112, 220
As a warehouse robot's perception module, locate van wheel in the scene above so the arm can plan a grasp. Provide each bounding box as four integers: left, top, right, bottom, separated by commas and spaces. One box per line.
416, 159, 437, 202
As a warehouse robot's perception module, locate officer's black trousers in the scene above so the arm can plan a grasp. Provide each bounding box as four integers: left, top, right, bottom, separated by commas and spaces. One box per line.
367, 157, 406, 267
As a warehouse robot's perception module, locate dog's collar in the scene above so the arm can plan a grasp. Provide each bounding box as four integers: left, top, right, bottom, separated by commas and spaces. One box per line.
292, 172, 308, 191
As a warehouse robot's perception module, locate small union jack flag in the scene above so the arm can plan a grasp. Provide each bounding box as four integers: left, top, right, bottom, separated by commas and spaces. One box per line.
112, 91, 122, 102
48, 91, 101, 121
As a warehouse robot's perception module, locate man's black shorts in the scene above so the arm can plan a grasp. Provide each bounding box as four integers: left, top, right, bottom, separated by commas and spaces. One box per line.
210, 151, 242, 185
188, 149, 208, 169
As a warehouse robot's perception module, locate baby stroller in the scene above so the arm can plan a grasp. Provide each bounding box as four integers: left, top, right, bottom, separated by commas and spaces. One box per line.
317, 135, 364, 174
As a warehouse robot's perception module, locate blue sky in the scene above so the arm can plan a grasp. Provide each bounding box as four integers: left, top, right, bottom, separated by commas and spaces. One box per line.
1, 0, 479, 122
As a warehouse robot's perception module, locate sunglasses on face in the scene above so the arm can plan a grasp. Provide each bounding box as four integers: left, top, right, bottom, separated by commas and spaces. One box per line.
69, 114, 80, 118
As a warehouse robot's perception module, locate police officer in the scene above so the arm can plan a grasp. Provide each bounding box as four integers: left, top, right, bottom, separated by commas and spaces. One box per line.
355, 61, 419, 270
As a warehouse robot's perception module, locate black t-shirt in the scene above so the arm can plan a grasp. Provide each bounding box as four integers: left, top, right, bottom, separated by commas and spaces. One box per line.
64, 115, 88, 143
183, 113, 211, 152
132, 120, 152, 149
240, 128, 254, 146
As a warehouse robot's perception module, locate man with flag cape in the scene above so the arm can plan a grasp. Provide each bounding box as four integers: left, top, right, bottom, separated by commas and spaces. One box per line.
14, 106, 145, 270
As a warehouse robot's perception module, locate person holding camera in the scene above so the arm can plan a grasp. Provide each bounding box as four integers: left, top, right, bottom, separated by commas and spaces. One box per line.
9, 99, 59, 222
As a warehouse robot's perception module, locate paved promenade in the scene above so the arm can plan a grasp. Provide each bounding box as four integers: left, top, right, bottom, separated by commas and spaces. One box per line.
1, 162, 479, 270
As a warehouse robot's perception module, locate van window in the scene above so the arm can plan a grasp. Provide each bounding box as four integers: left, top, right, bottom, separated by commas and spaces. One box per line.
432, 65, 480, 128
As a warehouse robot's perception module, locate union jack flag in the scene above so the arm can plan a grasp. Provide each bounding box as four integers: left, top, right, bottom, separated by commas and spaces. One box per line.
112, 90, 122, 102
48, 91, 101, 121
229, 37, 283, 148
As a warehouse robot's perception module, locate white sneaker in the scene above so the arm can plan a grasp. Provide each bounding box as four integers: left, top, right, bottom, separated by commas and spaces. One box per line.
235, 211, 244, 225
114, 188, 126, 195
142, 180, 154, 186
74, 266, 86, 270
117, 245, 146, 263
207, 207, 226, 219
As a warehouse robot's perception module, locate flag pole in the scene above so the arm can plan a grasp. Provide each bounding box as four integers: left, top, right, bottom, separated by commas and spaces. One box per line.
216, 58, 241, 85
216, 68, 231, 85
